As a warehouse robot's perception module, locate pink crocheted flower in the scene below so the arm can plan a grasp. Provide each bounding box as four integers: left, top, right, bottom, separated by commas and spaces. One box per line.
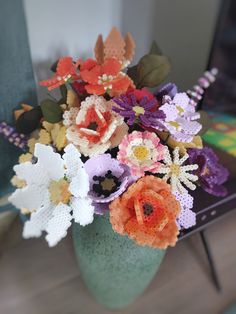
117, 131, 165, 177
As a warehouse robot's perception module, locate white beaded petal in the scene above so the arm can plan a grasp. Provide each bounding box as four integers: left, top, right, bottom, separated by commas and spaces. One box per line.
23, 195, 52, 238
69, 168, 89, 198
9, 185, 49, 212
71, 197, 94, 226
63, 143, 83, 180
13, 162, 48, 186
34, 144, 65, 181
45, 204, 72, 247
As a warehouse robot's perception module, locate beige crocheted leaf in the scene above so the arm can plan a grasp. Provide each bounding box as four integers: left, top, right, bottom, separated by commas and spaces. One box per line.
104, 27, 125, 61
94, 34, 104, 64
124, 32, 136, 62
67, 89, 80, 108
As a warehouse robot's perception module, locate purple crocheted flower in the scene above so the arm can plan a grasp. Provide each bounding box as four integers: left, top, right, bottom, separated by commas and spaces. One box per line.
155, 82, 178, 101
84, 154, 135, 214
188, 147, 229, 197
112, 89, 165, 127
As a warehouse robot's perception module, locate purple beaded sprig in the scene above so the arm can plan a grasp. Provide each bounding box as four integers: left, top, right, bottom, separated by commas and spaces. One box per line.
0, 122, 28, 150
187, 68, 218, 107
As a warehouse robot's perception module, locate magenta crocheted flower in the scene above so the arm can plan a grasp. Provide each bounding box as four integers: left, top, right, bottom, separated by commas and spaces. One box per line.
117, 131, 165, 177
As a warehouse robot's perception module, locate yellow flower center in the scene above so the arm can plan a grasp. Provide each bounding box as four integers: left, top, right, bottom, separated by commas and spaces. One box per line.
170, 164, 180, 176
133, 146, 149, 161
101, 178, 116, 192
176, 105, 184, 114
49, 178, 71, 205
168, 121, 180, 129
133, 105, 145, 116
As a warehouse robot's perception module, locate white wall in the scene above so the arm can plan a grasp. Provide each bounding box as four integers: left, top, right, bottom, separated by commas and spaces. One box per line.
24, 0, 220, 97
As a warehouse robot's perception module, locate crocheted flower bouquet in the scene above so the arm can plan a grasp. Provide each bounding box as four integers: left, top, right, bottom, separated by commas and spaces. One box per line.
1, 27, 229, 249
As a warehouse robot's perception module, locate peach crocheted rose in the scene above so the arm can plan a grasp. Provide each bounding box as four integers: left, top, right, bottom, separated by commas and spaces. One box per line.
109, 176, 181, 249
64, 95, 128, 157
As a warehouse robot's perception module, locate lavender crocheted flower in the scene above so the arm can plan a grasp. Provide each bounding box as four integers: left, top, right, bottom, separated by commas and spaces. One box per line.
0, 122, 28, 150
188, 147, 229, 197
112, 89, 165, 127
153, 92, 202, 143
84, 154, 134, 214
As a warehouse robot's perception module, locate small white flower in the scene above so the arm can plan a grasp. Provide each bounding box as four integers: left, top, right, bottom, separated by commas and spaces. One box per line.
9, 143, 94, 247
158, 147, 198, 194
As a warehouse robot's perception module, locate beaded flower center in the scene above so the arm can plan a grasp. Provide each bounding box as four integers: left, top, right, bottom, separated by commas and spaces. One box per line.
133, 105, 145, 116
176, 105, 184, 114
98, 74, 115, 92
170, 164, 180, 176
49, 178, 71, 205
57, 74, 72, 83
87, 121, 98, 131
143, 203, 153, 216
134, 190, 168, 231
168, 121, 181, 130
133, 145, 149, 161
93, 170, 121, 197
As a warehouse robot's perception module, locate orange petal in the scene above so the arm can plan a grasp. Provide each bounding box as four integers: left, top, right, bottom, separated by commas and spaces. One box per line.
84, 84, 105, 95
80, 65, 101, 84
80, 58, 97, 71
56, 56, 74, 76
102, 58, 121, 76
110, 75, 131, 96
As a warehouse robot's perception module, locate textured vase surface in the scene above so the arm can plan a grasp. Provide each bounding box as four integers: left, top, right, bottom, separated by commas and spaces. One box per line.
73, 213, 166, 309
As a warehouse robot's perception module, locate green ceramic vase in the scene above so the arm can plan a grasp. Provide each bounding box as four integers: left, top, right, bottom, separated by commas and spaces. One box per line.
72, 213, 166, 309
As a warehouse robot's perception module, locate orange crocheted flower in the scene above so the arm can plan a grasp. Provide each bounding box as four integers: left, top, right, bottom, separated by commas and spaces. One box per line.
80, 58, 133, 96
40, 56, 81, 91
109, 176, 181, 249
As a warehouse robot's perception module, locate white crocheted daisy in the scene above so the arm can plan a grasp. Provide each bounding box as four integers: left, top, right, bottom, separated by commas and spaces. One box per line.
158, 147, 198, 194
9, 143, 94, 247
